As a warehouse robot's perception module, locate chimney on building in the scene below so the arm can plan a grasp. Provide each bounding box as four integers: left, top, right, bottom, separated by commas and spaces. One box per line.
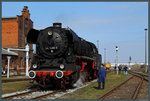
22, 6, 30, 19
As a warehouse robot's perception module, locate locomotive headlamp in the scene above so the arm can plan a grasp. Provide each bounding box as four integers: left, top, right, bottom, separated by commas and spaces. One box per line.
28, 70, 36, 79
48, 31, 53, 35
55, 70, 64, 79
60, 64, 64, 69
33, 64, 37, 69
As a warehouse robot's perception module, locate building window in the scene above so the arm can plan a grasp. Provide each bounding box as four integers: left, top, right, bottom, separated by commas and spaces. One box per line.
6, 32, 11, 34
25, 18, 28, 28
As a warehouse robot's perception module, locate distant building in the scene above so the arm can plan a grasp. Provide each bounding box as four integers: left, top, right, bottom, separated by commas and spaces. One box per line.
111, 62, 145, 67
2, 6, 33, 75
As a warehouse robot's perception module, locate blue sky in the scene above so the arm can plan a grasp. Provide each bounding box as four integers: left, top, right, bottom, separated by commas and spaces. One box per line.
2, 2, 148, 63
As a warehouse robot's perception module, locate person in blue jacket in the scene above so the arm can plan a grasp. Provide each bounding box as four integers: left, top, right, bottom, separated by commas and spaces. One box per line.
123, 66, 128, 75
97, 64, 106, 89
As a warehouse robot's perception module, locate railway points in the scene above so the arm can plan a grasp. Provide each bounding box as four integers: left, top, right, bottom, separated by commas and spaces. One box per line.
99, 71, 148, 99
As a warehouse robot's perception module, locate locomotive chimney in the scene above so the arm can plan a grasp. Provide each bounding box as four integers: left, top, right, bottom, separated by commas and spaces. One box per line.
53, 23, 62, 28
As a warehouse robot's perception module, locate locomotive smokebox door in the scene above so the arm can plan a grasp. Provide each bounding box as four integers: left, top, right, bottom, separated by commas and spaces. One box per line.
27, 29, 40, 44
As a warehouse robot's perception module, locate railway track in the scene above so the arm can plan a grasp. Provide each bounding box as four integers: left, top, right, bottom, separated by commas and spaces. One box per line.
2, 70, 113, 99
2, 89, 40, 99
99, 71, 148, 100
31, 90, 61, 99
2, 89, 61, 99
128, 71, 148, 81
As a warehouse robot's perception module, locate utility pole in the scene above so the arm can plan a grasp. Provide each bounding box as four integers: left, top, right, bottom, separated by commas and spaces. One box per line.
144, 28, 148, 72
129, 56, 131, 70
115, 46, 119, 66
115, 46, 119, 74
104, 48, 106, 64
97, 40, 99, 54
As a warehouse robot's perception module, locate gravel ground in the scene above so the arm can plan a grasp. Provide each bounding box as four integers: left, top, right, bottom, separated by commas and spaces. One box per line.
46, 79, 97, 99
136, 80, 148, 99
2, 89, 31, 98
14, 90, 53, 99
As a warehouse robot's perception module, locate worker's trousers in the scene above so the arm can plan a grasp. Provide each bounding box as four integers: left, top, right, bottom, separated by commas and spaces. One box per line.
98, 82, 105, 89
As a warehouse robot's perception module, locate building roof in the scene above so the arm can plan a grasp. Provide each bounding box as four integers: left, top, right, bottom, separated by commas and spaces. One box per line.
2, 16, 17, 19
2, 48, 18, 56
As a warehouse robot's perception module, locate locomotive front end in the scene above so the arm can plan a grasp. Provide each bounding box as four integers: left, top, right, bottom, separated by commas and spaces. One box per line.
27, 23, 75, 88
27, 23, 69, 70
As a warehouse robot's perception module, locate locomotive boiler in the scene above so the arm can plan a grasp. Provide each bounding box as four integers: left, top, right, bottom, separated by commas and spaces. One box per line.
27, 23, 102, 89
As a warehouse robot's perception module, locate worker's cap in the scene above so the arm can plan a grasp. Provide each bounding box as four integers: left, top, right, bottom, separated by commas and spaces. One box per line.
101, 64, 104, 66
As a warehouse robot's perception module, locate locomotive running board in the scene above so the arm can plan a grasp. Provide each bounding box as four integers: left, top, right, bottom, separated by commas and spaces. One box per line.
76, 56, 94, 60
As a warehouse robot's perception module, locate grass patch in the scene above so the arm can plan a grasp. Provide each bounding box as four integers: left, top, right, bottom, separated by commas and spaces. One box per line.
141, 72, 148, 75
2, 76, 29, 80
135, 72, 148, 76
2, 81, 38, 94
58, 71, 131, 99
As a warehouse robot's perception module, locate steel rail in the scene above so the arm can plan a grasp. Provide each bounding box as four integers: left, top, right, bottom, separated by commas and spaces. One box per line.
132, 78, 144, 99
99, 71, 147, 99
2, 89, 40, 99
128, 71, 148, 81
128, 71, 148, 77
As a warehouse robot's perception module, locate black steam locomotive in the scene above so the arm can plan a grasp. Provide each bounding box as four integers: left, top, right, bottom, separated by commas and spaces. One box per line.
27, 23, 101, 89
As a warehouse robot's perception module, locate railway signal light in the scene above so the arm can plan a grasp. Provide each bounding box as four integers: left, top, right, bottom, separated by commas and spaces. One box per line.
115, 46, 119, 52
115, 46, 119, 74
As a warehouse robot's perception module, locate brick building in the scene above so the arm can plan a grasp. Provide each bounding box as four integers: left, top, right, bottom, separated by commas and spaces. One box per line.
2, 6, 33, 75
